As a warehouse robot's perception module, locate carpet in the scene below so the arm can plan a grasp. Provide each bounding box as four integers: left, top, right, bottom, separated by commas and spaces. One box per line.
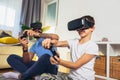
0, 77, 17, 80
0, 72, 68, 80
0, 73, 17, 80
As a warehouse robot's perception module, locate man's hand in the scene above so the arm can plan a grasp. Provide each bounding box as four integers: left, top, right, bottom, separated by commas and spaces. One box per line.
25, 30, 40, 37
18, 36, 28, 49
18, 36, 28, 45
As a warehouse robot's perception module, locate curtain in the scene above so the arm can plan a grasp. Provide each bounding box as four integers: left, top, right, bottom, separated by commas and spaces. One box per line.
20, 0, 41, 27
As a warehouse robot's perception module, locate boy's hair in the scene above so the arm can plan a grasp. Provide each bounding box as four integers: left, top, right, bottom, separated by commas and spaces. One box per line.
81, 15, 95, 27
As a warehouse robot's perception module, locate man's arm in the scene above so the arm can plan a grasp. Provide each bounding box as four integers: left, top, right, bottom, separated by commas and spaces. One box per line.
22, 46, 34, 63
24, 30, 59, 40
18, 37, 34, 63
39, 33, 59, 40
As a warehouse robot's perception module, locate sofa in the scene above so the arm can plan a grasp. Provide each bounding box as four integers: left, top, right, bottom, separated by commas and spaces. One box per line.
0, 30, 35, 69
0, 44, 22, 68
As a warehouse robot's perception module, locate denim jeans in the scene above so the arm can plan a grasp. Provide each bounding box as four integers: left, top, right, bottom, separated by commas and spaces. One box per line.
7, 54, 58, 80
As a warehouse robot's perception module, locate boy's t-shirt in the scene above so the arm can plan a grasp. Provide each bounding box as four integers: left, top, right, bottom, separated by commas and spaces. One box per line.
67, 38, 98, 80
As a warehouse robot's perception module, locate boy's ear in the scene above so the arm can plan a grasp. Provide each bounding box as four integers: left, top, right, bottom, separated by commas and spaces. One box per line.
91, 26, 95, 32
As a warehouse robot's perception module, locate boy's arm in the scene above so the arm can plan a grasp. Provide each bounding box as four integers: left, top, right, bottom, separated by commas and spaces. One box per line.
52, 53, 95, 69
42, 39, 69, 48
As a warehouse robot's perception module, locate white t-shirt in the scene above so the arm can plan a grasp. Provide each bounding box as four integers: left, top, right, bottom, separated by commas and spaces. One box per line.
67, 38, 98, 80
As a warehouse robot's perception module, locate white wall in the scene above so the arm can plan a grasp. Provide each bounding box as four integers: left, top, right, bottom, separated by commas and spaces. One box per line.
56, 0, 120, 42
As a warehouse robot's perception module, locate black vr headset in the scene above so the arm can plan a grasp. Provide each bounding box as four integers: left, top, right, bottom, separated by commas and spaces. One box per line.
68, 18, 94, 31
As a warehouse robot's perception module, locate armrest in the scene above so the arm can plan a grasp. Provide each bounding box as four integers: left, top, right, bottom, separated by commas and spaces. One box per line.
0, 45, 22, 55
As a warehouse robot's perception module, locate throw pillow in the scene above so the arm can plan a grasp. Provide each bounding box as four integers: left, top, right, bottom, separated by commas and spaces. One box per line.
0, 37, 19, 44
0, 31, 11, 38
42, 26, 51, 33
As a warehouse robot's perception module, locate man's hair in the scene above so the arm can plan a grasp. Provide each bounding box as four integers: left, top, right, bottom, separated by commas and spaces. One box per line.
30, 22, 42, 30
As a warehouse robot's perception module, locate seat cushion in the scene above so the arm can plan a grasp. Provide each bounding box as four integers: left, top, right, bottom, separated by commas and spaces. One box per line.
0, 31, 11, 38
0, 30, 19, 44
0, 30, 12, 37
0, 37, 19, 44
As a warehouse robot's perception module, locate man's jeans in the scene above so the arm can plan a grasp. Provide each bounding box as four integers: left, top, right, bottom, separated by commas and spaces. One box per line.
7, 54, 58, 80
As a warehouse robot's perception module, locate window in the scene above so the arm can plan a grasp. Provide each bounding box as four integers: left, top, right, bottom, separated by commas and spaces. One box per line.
45, 1, 57, 27
0, 0, 22, 37
41, 0, 59, 33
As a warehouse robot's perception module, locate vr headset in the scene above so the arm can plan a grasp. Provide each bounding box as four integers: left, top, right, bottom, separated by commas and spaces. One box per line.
68, 18, 94, 31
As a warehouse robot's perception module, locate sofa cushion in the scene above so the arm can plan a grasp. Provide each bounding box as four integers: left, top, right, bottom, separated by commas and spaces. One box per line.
42, 26, 51, 33
0, 31, 11, 38
0, 37, 19, 44
0, 30, 19, 44
0, 30, 12, 36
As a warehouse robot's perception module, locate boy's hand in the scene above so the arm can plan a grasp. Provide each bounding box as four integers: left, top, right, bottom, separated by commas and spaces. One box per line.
50, 55, 60, 65
42, 38, 58, 48
42, 38, 52, 49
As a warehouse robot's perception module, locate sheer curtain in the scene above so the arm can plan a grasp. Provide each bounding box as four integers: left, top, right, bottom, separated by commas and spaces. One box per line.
0, 0, 22, 37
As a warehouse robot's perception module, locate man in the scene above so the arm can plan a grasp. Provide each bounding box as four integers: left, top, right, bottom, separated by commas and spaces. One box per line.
42, 15, 99, 80
7, 22, 59, 80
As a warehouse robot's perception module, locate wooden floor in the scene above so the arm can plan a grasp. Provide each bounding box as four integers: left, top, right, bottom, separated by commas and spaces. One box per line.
0, 68, 15, 73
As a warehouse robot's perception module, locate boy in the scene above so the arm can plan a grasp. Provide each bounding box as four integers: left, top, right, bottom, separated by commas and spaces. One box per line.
42, 15, 99, 80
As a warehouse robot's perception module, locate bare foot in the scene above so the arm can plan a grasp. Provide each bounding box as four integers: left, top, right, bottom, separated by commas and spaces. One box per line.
18, 74, 35, 80
18, 74, 22, 80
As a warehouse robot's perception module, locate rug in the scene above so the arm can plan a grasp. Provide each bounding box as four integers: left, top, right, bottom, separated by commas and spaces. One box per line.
0, 72, 69, 80
0, 73, 17, 80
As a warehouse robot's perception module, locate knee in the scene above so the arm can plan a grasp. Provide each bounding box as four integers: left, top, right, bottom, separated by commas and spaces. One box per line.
41, 54, 51, 60
7, 54, 17, 63
38, 54, 51, 62
42, 54, 51, 58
